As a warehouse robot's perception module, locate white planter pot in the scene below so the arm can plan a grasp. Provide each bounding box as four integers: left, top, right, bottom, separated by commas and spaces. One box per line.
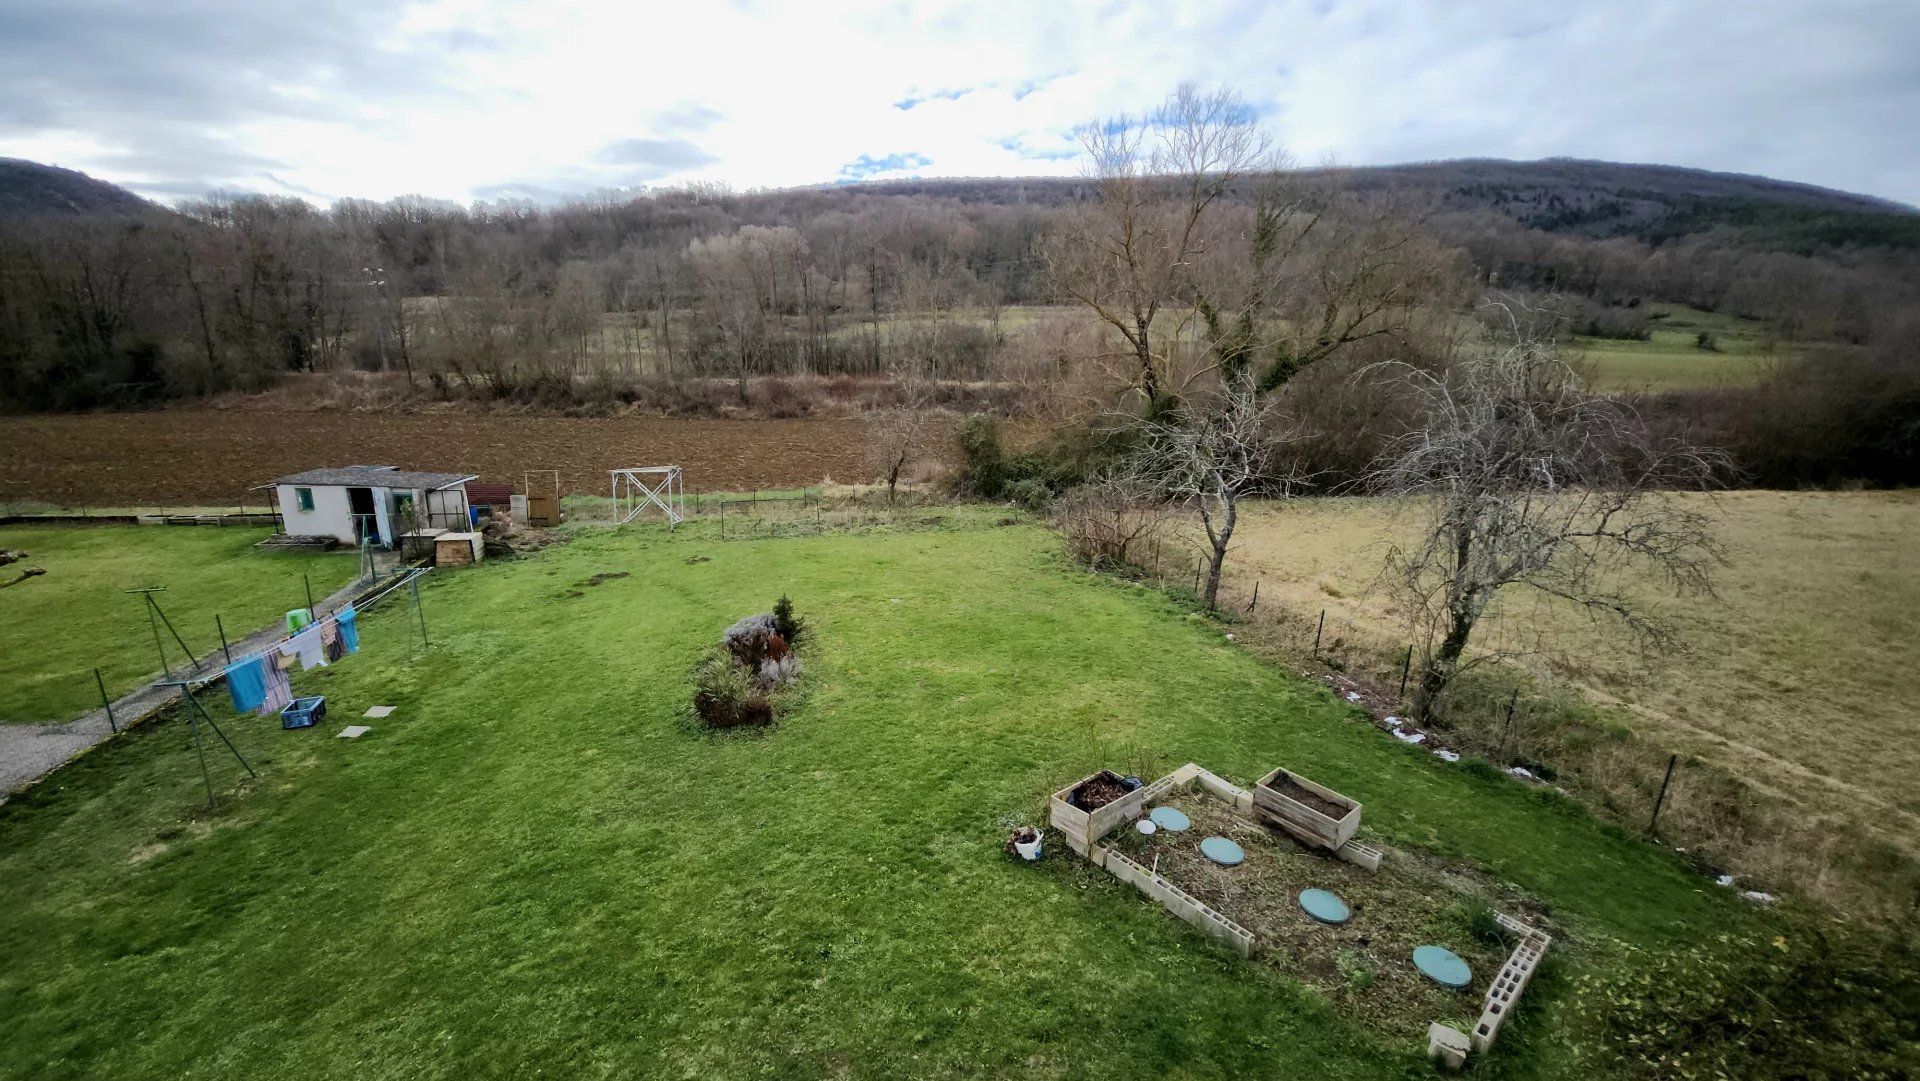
1015, 830, 1044, 861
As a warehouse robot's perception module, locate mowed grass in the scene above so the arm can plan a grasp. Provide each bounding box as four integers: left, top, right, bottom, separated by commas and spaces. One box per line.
0, 525, 358, 724
1573, 305, 1778, 392
1220, 490, 1920, 851
0, 517, 1750, 1079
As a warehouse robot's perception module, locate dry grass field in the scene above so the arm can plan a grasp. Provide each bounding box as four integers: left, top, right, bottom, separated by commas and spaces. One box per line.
1210, 490, 1920, 863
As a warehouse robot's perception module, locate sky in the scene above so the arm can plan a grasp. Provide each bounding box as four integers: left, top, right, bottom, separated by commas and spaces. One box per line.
2, 0, 1917, 207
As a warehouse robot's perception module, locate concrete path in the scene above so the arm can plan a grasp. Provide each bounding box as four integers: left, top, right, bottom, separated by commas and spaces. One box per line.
0, 572, 380, 804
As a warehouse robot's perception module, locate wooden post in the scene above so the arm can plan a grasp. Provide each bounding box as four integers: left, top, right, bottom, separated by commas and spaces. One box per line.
1398, 646, 1413, 698
1245, 580, 1259, 614
1500, 689, 1519, 762
1648, 754, 1678, 836
1313, 610, 1325, 656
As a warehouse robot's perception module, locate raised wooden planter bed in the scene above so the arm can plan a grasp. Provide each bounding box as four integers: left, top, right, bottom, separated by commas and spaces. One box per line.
1253, 766, 1361, 850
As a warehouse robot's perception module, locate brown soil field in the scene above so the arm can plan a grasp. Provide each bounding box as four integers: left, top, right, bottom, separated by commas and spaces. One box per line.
0, 411, 886, 506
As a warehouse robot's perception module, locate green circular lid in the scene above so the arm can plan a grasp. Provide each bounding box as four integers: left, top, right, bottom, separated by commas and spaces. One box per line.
1148, 806, 1191, 832
1299, 888, 1350, 924
1413, 945, 1472, 988
1198, 836, 1245, 866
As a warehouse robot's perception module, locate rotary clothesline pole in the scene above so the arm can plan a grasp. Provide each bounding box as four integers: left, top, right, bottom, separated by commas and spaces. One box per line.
215, 614, 233, 666
94, 667, 117, 733
128, 587, 197, 677
163, 680, 255, 810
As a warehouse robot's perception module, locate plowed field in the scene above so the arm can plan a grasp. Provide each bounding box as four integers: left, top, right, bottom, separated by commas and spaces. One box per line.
1, 411, 885, 505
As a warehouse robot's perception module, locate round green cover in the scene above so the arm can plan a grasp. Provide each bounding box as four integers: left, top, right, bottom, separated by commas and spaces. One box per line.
1198, 836, 1244, 866
1413, 945, 1473, 988
1298, 888, 1350, 924
1147, 806, 1191, 832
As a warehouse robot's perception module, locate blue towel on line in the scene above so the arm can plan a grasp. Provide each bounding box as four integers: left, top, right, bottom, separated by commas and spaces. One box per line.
336, 605, 360, 654
225, 656, 268, 713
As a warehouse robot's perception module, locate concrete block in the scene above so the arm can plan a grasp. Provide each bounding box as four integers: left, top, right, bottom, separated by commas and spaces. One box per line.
1427, 1023, 1470, 1071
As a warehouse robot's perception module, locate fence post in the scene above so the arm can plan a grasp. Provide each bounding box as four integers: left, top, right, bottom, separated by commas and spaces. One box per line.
1500, 689, 1519, 762
1312, 610, 1325, 657
94, 667, 117, 734
1648, 754, 1679, 836
1398, 646, 1413, 699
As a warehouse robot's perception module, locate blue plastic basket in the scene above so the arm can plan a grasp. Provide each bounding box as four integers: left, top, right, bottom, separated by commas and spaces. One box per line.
282, 695, 327, 730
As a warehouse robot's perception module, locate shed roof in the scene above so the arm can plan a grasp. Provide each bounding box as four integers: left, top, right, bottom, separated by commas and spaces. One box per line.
271, 466, 477, 490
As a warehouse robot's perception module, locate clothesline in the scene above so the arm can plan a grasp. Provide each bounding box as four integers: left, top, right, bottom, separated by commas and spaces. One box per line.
223, 567, 426, 716
223, 566, 425, 675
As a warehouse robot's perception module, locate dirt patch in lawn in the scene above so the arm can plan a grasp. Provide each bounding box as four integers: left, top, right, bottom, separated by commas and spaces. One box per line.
1106, 794, 1544, 1036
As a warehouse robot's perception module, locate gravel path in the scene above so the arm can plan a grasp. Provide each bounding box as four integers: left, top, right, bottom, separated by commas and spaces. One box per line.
0, 571, 380, 803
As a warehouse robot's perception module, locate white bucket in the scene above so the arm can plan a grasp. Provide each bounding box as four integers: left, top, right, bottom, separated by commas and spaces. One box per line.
1015, 829, 1044, 861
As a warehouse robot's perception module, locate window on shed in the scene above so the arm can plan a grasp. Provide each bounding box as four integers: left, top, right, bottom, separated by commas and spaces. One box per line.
295, 487, 315, 512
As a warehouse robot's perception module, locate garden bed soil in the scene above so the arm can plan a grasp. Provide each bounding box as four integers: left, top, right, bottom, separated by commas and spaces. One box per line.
1073, 771, 1131, 811
1265, 770, 1350, 819
1107, 794, 1532, 1037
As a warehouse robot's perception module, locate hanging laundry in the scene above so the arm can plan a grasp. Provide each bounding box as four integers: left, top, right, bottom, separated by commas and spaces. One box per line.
261, 654, 293, 714
280, 624, 328, 670
336, 605, 360, 654
321, 620, 343, 662
224, 656, 269, 713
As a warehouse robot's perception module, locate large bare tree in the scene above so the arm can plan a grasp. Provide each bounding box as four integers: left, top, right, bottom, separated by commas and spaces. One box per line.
1044, 84, 1270, 404
1370, 300, 1727, 719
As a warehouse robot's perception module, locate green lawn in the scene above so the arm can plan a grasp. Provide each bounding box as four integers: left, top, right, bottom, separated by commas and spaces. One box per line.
0, 516, 1754, 1078
0, 525, 358, 724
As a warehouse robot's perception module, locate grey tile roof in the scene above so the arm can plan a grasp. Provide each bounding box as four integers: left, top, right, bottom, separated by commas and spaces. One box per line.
271, 466, 477, 490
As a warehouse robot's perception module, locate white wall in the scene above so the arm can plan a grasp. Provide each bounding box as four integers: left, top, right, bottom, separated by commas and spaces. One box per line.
275, 484, 358, 545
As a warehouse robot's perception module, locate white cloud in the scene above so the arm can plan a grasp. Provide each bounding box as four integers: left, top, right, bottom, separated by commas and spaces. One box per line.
1, 0, 1915, 205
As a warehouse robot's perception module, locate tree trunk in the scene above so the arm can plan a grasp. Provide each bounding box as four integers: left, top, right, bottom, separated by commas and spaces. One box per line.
1134, 316, 1157, 401
1413, 608, 1475, 721
1200, 494, 1236, 611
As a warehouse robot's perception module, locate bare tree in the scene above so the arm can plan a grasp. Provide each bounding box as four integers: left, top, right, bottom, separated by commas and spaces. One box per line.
1369, 300, 1727, 720
1045, 84, 1271, 404
1127, 381, 1290, 610
866, 358, 939, 504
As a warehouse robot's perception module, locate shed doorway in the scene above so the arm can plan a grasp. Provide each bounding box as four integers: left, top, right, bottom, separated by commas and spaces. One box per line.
347, 486, 381, 545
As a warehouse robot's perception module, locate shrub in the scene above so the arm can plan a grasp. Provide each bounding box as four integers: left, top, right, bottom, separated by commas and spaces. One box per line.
772, 595, 804, 645
1004, 478, 1053, 513
955, 414, 1010, 498
692, 648, 771, 728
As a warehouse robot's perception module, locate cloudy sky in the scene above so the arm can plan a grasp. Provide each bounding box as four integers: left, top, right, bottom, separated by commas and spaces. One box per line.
3, 0, 1917, 207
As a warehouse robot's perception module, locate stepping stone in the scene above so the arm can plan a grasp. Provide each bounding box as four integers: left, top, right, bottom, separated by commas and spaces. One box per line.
363, 706, 395, 718
1135, 819, 1158, 835
337, 725, 371, 739
1299, 888, 1351, 925
1199, 836, 1245, 866
1413, 945, 1473, 988
1148, 806, 1191, 832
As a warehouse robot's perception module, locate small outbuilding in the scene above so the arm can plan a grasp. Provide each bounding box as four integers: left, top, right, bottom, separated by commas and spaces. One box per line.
263, 465, 477, 547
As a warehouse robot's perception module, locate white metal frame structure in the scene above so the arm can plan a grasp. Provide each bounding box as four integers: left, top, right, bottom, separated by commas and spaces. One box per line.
611, 466, 685, 527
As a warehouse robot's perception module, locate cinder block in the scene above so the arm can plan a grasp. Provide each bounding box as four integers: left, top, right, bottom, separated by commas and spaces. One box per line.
1428, 1023, 1470, 1071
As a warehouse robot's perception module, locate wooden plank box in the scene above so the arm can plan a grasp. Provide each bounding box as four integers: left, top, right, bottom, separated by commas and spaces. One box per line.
1048, 770, 1156, 855
1253, 766, 1361, 850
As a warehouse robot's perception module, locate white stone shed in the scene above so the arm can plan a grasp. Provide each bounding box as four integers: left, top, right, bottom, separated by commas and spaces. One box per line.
263, 465, 477, 547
